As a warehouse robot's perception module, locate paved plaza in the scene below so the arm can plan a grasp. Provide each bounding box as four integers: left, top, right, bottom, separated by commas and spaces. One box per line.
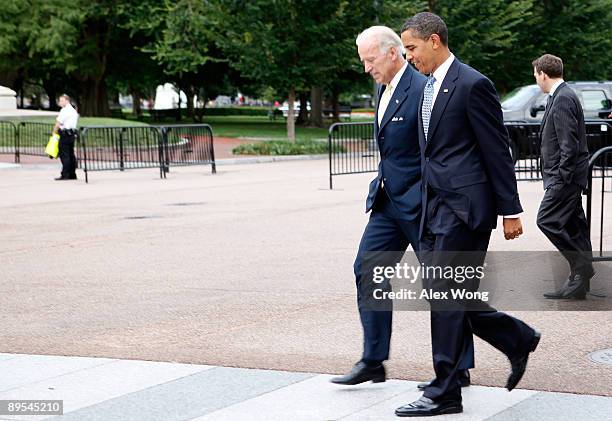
1, 159, 611, 420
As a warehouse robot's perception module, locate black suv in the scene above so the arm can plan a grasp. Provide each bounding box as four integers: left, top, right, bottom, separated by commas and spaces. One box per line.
502, 81, 612, 122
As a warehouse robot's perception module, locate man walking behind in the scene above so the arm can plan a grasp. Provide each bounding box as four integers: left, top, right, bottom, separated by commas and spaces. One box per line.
533, 54, 594, 300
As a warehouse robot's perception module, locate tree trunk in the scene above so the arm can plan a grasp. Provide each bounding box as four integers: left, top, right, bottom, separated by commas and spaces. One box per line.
195, 101, 205, 123
296, 92, 309, 125
309, 86, 323, 127
185, 86, 195, 120
131, 88, 141, 117
42, 79, 59, 111
78, 78, 110, 117
287, 88, 296, 141
331, 86, 341, 123
15, 70, 25, 108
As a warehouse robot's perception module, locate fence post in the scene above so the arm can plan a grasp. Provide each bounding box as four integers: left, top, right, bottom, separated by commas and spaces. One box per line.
158, 126, 167, 179
81, 127, 90, 183
163, 126, 170, 175
119, 127, 125, 171
208, 125, 217, 174
16, 122, 23, 163
328, 123, 335, 190
586, 145, 612, 261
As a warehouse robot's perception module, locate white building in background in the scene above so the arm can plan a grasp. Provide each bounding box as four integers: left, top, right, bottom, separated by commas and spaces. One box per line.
118, 84, 250, 110
0, 86, 17, 109
154, 83, 189, 109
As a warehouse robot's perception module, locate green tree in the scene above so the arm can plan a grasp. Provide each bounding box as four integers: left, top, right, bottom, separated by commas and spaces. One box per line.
123, 0, 243, 121
430, 0, 535, 93
211, 0, 421, 136
530, 0, 611, 82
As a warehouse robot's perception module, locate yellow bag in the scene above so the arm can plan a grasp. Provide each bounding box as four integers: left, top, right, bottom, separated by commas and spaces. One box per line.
45, 133, 60, 158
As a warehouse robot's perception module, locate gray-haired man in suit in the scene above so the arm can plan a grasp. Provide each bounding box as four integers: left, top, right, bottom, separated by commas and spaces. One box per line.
533, 54, 594, 300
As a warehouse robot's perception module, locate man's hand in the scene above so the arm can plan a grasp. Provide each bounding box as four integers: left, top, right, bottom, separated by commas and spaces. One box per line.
503, 217, 523, 240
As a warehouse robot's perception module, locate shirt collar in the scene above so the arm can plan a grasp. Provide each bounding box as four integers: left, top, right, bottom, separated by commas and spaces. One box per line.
549, 79, 564, 96
388, 61, 408, 91
432, 53, 455, 83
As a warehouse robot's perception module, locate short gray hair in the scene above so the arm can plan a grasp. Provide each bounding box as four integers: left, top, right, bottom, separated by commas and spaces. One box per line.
356, 26, 405, 56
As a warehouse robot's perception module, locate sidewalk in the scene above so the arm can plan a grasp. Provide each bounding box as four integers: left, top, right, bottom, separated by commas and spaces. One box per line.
1, 353, 611, 421
1, 161, 611, 421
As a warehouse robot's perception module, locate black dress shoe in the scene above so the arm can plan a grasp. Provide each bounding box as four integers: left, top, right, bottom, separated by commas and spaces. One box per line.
544, 273, 588, 300
506, 331, 541, 391
580, 267, 595, 292
417, 369, 470, 390
330, 361, 385, 385
395, 396, 462, 417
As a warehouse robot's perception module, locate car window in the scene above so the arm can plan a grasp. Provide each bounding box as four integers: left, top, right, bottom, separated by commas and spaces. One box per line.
580, 90, 607, 110
533, 93, 548, 108
501, 85, 540, 110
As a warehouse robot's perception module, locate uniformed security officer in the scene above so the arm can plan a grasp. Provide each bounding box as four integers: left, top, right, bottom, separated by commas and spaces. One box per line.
53, 94, 79, 180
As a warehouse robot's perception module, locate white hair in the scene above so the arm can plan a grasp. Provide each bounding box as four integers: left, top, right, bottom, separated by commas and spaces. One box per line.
356, 26, 405, 56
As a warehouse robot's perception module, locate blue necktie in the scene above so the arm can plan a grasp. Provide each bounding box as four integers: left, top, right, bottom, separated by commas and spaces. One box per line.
422, 76, 436, 140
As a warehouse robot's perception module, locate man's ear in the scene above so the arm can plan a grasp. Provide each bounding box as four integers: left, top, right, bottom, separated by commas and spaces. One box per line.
389, 47, 398, 61
431, 34, 442, 50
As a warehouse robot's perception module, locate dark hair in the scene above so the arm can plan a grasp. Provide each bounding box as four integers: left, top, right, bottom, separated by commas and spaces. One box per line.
532, 54, 563, 78
401, 12, 448, 46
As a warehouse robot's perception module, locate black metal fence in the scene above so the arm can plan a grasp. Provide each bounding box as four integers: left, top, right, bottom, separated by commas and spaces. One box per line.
586, 146, 612, 261
79, 124, 216, 183
79, 126, 165, 182
328, 121, 612, 188
505, 121, 612, 181
161, 124, 216, 173
328, 122, 378, 189
0, 120, 17, 158
16, 121, 55, 161
504, 122, 542, 180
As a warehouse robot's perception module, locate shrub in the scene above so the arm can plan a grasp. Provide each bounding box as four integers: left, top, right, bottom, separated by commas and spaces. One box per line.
232, 139, 342, 155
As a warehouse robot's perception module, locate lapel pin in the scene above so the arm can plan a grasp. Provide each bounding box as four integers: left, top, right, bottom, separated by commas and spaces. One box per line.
443, 88, 449, 93
395, 99, 399, 103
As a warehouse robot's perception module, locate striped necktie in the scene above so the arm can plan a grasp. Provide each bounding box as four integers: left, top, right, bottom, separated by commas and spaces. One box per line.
422, 76, 436, 140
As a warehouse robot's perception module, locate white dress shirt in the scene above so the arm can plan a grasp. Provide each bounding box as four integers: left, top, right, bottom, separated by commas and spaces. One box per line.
57, 103, 79, 130
430, 53, 456, 109
378, 61, 408, 125
549, 79, 564, 97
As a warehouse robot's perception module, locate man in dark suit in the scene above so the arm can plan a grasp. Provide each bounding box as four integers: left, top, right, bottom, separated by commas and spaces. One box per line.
332, 25, 476, 387
393, 13, 541, 417
533, 54, 594, 300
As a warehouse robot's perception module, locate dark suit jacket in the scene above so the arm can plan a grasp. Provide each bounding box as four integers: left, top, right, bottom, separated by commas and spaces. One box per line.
365, 64, 427, 220
539, 82, 589, 190
418, 58, 523, 233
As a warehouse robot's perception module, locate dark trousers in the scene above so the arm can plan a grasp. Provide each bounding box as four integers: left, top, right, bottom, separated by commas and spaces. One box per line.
353, 189, 418, 362
59, 132, 77, 179
420, 192, 535, 401
537, 183, 593, 274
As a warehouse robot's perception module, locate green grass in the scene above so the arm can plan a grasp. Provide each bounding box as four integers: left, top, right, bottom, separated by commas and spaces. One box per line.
125, 114, 329, 141
3, 117, 149, 127
232, 139, 335, 155
1, 115, 372, 151
200, 116, 328, 141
